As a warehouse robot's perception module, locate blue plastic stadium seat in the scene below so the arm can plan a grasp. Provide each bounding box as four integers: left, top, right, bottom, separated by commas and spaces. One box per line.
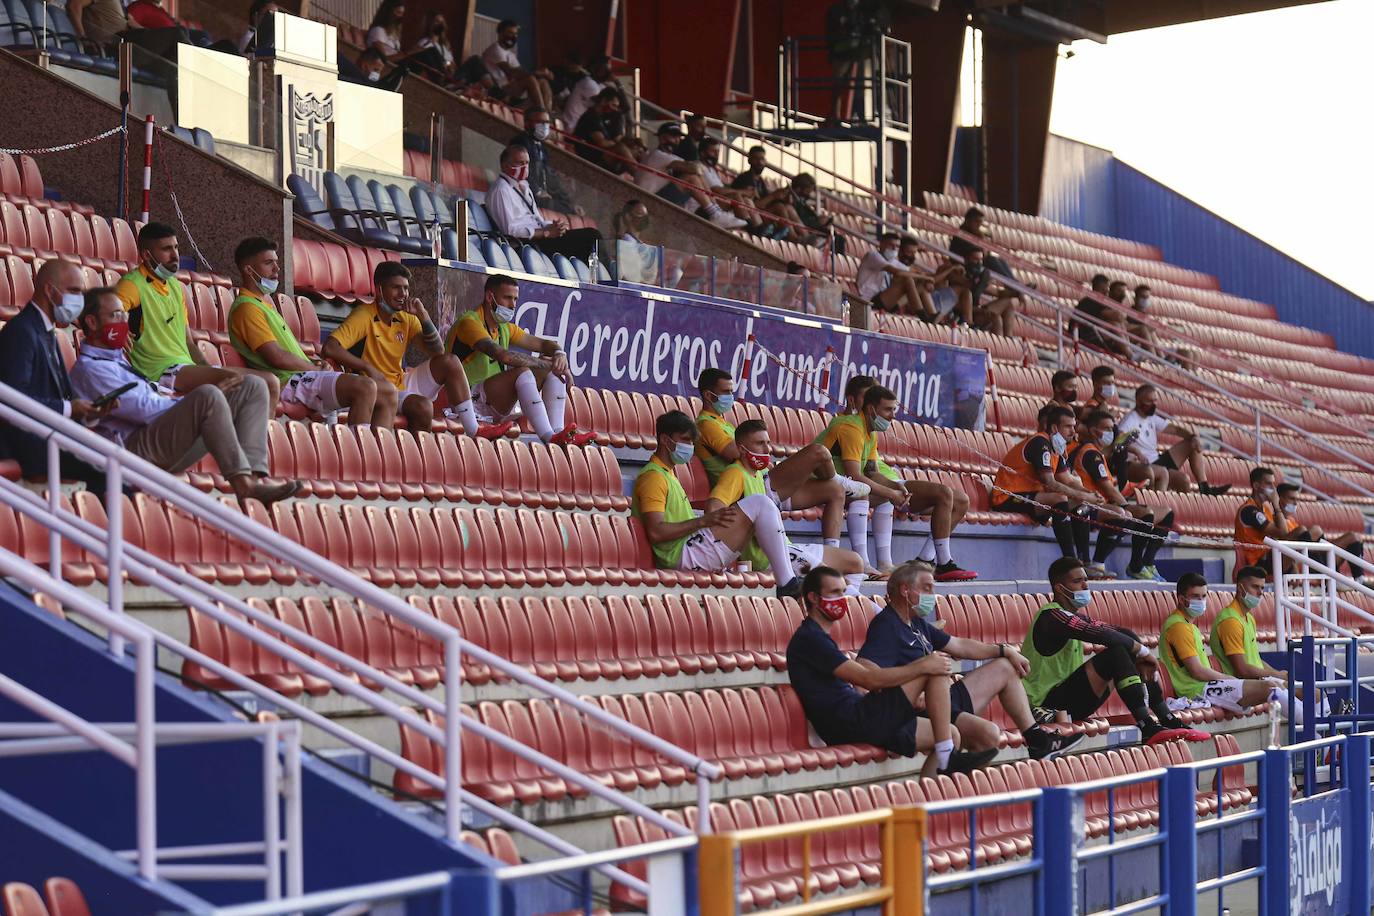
595, 259, 611, 282
463, 192, 494, 234
519, 245, 545, 276
482, 237, 511, 271
190, 128, 216, 154
551, 253, 576, 281
571, 258, 591, 283
496, 239, 520, 271
319, 171, 405, 250
410, 185, 440, 231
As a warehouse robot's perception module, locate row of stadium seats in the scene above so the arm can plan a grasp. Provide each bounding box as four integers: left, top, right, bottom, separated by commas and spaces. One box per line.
1, 875, 89, 916
610, 735, 1244, 909
0, 200, 137, 273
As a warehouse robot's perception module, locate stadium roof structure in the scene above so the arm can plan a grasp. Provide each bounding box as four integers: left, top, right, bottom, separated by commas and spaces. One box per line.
973, 0, 1335, 42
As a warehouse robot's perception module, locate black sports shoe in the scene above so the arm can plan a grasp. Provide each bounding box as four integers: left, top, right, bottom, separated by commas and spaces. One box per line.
1026, 728, 1086, 761
939, 747, 998, 775
775, 576, 803, 600
1031, 705, 1059, 726
1199, 483, 1232, 497
1154, 710, 1187, 731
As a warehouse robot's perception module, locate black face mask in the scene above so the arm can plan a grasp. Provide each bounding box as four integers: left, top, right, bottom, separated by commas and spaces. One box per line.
499, 35, 517, 48
702, 155, 718, 166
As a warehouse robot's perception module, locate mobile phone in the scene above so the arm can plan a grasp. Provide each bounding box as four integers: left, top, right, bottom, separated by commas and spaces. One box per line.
91, 381, 138, 409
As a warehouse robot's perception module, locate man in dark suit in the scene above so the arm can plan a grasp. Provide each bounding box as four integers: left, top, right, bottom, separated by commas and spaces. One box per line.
0, 260, 112, 486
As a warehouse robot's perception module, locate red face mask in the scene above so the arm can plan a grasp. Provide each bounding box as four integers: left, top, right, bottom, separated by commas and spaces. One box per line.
504, 163, 529, 182
98, 322, 130, 350
741, 446, 771, 471
818, 595, 848, 621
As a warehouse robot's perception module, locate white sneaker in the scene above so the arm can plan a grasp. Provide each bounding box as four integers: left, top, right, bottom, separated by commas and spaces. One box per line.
837, 475, 871, 499
709, 210, 747, 229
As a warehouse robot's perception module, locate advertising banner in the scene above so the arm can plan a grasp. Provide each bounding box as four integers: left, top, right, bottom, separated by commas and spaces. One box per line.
433, 267, 987, 430
1289, 792, 1349, 915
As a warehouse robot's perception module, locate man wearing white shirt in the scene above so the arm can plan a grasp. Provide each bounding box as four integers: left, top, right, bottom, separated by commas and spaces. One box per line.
1117, 383, 1229, 496
856, 233, 939, 319
481, 19, 552, 109
634, 123, 745, 229
562, 55, 621, 135
487, 144, 601, 262
70, 287, 299, 509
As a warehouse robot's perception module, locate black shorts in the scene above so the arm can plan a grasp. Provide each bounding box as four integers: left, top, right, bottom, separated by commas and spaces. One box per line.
991, 491, 1048, 523
890, 680, 974, 757
657, 183, 693, 207
1152, 451, 1178, 471
1040, 662, 1109, 721
850, 687, 918, 753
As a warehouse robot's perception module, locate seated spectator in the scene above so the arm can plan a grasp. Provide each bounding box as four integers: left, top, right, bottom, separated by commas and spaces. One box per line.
228, 237, 389, 428
0, 261, 109, 487
126, 0, 205, 40
991, 404, 1104, 561
632, 410, 802, 597
1070, 409, 1176, 581
118, 223, 277, 402
573, 88, 634, 173
948, 207, 1014, 278
730, 146, 793, 236
705, 418, 866, 585
67, 0, 129, 48
675, 113, 708, 161
511, 107, 578, 216
487, 144, 602, 263
1096, 281, 1133, 358
821, 378, 976, 580
960, 249, 1017, 337
634, 123, 745, 229
481, 19, 553, 109
613, 199, 650, 243
1049, 369, 1079, 409
1071, 274, 1110, 347
562, 55, 623, 135
696, 138, 763, 231
71, 288, 298, 509
857, 233, 938, 319
365, 0, 406, 61
1160, 572, 1305, 723
446, 274, 595, 446
1021, 557, 1197, 742
322, 262, 507, 438
412, 11, 456, 82
238, 0, 278, 54
1127, 284, 1158, 356
1234, 468, 1364, 576
786, 565, 961, 776
1118, 383, 1229, 495
769, 173, 842, 253
350, 48, 389, 86
1082, 365, 1119, 417
860, 561, 1085, 761
906, 250, 971, 325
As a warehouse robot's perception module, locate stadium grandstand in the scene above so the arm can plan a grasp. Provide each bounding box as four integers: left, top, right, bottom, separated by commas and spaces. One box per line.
0, 0, 1372, 913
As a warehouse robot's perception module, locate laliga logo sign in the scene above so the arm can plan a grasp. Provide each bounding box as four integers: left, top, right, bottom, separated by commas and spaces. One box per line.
1289, 807, 1342, 910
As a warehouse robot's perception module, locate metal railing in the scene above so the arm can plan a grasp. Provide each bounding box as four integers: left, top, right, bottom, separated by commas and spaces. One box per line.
0, 547, 302, 898
0, 382, 722, 898
1268, 537, 1374, 650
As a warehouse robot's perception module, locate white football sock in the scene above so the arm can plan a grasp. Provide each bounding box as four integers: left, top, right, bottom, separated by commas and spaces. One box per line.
845, 573, 864, 596
514, 369, 555, 441
873, 502, 895, 567
445, 399, 479, 436
541, 372, 568, 432
916, 536, 936, 562
737, 494, 796, 582
847, 500, 871, 567
824, 537, 840, 548
934, 738, 954, 771
934, 537, 953, 566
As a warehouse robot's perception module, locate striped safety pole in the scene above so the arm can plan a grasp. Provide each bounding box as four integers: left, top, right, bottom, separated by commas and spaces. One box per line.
817, 345, 834, 411
139, 114, 154, 224
739, 333, 755, 386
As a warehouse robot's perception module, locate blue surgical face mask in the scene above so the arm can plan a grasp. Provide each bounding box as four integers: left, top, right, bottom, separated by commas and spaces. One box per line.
1100, 384, 1117, 398
53, 291, 83, 325
1069, 589, 1091, 609
1185, 598, 1207, 618
1050, 431, 1068, 454
915, 594, 937, 617
712, 392, 735, 414
1099, 428, 1114, 447
671, 440, 695, 465
258, 276, 279, 296
494, 304, 516, 324
532, 123, 550, 141
869, 412, 891, 432
150, 258, 176, 282
1241, 593, 1262, 610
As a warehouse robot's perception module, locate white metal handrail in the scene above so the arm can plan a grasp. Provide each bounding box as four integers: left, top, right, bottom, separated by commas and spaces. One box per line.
1268, 538, 1374, 650
0, 549, 302, 898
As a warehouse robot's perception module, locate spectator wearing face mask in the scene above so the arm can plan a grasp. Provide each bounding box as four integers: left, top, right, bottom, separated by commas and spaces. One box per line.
857, 233, 940, 321
366, 0, 406, 61
562, 56, 623, 137
676, 114, 709, 161
1127, 284, 1159, 357
613, 199, 650, 243
696, 138, 763, 230
511, 107, 577, 215
412, 11, 456, 82
1083, 365, 1119, 418
1071, 274, 1110, 348
730, 146, 793, 237
633, 123, 745, 229
1096, 281, 1134, 358
1235, 468, 1364, 576
958, 248, 1017, 336
1118, 384, 1229, 495
352, 48, 389, 86
481, 19, 553, 109
573, 88, 634, 173
1049, 370, 1081, 411
487, 143, 602, 262
774, 173, 842, 253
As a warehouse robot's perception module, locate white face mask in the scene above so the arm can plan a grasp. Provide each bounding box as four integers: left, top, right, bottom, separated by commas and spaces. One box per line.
367, 70, 381, 82
880, 246, 898, 259
53, 290, 83, 325
1099, 428, 1113, 447
1100, 384, 1116, 398
1282, 502, 1297, 515
532, 123, 550, 141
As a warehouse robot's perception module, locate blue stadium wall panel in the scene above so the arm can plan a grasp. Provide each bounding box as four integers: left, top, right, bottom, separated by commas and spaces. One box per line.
0, 583, 500, 910
1039, 133, 1374, 359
